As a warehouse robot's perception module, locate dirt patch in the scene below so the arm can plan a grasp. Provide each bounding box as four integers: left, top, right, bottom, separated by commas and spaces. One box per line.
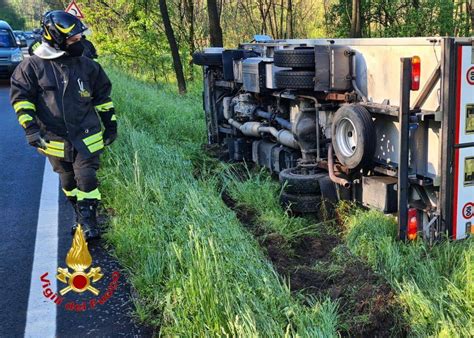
222, 190, 406, 337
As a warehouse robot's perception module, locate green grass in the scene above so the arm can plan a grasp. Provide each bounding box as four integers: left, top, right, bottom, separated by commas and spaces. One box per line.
98, 68, 339, 336
222, 166, 331, 243
339, 206, 473, 337
223, 162, 473, 337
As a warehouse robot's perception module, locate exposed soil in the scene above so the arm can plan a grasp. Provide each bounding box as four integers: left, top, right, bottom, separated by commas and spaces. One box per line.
222, 191, 406, 337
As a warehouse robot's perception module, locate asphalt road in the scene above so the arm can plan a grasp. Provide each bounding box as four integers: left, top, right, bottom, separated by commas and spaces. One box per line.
0, 79, 153, 337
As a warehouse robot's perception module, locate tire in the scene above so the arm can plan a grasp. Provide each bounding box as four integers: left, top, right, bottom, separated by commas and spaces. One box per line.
280, 192, 321, 214
192, 52, 223, 66
279, 167, 325, 195
274, 49, 315, 68
275, 70, 315, 89
331, 104, 375, 170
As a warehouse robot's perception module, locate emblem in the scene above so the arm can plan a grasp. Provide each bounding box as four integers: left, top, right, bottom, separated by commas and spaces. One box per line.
57, 224, 103, 295
77, 78, 91, 98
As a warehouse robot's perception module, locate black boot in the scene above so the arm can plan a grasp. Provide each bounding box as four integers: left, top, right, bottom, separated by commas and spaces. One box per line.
77, 198, 101, 240
66, 196, 80, 235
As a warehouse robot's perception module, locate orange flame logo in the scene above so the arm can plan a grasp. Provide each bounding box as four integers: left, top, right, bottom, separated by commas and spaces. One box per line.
57, 225, 103, 295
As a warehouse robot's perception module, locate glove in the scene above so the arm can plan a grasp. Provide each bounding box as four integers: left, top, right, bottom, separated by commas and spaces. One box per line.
26, 131, 46, 149
103, 127, 117, 146
98, 107, 117, 146
24, 122, 45, 148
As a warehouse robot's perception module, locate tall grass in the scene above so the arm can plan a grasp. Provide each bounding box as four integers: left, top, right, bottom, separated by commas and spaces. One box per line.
99, 69, 339, 336
223, 166, 329, 243
339, 207, 473, 337
222, 155, 473, 336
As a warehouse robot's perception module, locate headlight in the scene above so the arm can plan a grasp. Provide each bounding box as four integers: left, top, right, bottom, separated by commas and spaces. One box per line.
11, 52, 24, 62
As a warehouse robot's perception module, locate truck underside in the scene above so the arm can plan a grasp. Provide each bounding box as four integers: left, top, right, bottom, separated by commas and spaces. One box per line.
195, 37, 474, 241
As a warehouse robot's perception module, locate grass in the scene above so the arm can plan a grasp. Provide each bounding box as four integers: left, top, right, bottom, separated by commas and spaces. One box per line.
224, 162, 473, 337
222, 165, 332, 243
98, 68, 340, 336
338, 206, 474, 337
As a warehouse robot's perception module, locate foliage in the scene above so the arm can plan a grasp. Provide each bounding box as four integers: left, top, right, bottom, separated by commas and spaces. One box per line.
6, 0, 66, 29
0, 0, 26, 29
327, 0, 474, 38
8, 0, 474, 86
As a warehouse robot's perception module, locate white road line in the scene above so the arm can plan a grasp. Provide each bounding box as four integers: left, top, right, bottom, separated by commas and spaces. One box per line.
24, 159, 58, 337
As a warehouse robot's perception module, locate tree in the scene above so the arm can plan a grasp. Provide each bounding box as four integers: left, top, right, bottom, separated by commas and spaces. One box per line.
350, 0, 361, 38
287, 0, 293, 38
0, 0, 25, 29
470, 0, 474, 33
159, 0, 187, 94
183, 0, 196, 80
207, 0, 223, 46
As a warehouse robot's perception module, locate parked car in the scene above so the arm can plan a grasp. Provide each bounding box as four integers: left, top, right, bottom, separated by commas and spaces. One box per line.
0, 21, 24, 78
13, 30, 27, 46
23, 30, 36, 46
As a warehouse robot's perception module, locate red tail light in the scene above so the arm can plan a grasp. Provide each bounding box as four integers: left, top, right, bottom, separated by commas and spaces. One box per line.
407, 208, 418, 240
411, 56, 421, 91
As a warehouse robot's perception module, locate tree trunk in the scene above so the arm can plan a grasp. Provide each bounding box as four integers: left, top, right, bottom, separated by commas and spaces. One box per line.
207, 0, 223, 46
279, 0, 285, 38
350, 0, 362, 38
159, 0, 187, 94
287, 0, 293, 38
184, 0, 195, 80
470, 0, 474, 34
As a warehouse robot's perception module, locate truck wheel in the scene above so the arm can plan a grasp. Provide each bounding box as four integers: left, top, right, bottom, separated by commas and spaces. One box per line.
192, 52, 223, 66
274, 49, 315, 68
331, 104, 375, 170
280, 192, 321, 214
275, 70, 315, 89
279, 167, 324, 194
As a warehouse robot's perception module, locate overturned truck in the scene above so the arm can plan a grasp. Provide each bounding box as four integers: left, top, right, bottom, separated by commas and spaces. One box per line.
193, 36, 474, 241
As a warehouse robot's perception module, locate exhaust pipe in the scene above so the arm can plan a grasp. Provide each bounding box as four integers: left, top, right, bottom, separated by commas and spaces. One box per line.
223, 97, 299, 149
328, 143, 351, 188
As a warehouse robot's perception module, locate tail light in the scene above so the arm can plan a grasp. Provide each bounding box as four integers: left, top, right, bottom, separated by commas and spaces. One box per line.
411, 56, 421, 91
407, 208, 418, 240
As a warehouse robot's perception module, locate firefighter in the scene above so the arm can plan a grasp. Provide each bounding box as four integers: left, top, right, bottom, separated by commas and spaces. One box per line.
10, 10, 117, 240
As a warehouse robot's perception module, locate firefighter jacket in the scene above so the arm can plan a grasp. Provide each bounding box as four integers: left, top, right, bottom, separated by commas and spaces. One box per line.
10, 54, 117, 161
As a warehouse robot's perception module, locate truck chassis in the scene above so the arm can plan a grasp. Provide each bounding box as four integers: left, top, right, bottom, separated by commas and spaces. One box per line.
194, 37, 474, 241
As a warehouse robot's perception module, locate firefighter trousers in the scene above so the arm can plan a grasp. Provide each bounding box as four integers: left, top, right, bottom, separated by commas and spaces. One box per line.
46, 150, 101, 201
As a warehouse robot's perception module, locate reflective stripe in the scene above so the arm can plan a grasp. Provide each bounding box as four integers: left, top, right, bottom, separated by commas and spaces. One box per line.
77, 188, 101, 201
88, 140, 104, 153
43, 27, 52, 41
54, 23, 76, 34
94, 101, 114, 112
47, 140, 65, 150
31, 41, 40, 52
13, 101, 36, 113
111, 114, 117, 121
39, 147, 64, 158
83, 131, 103, 146
38, 141, 65, 158
18, 114, 33, 127
62, 188, 78, 197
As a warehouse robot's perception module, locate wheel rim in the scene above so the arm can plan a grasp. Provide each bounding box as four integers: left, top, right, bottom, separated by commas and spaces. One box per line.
336, 118, 357, 157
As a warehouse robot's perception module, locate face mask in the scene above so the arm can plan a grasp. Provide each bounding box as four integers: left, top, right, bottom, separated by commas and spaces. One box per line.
65, 40, 84, 57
